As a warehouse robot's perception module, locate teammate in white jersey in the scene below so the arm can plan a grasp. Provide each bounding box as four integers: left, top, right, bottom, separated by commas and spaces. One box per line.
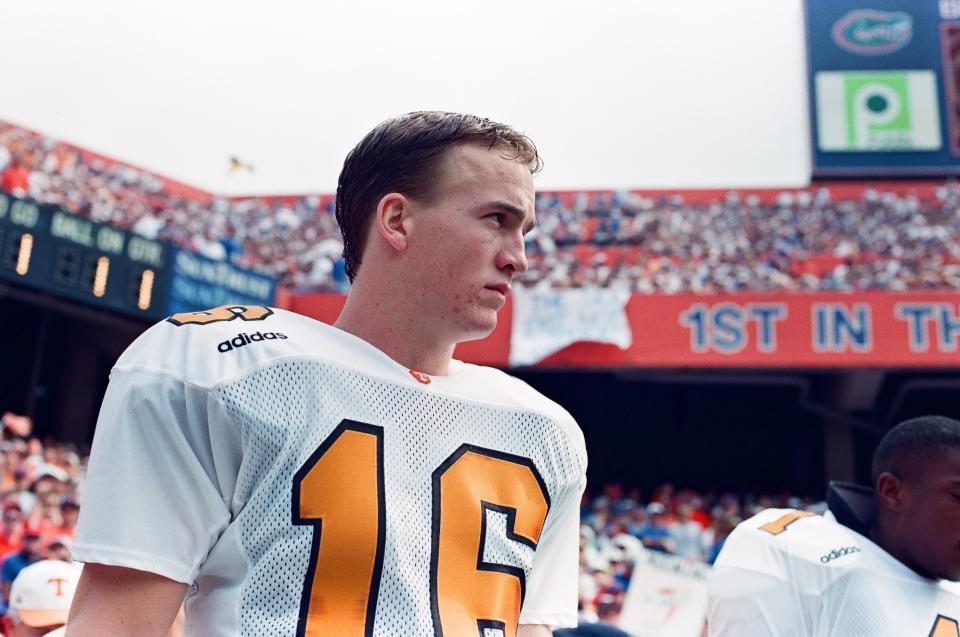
707, 415, 960, 636
66, 112, 588, 637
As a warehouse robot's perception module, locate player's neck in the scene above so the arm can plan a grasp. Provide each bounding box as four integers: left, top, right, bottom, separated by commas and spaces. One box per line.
870, 521, 938, 580
335, 285, 455, 377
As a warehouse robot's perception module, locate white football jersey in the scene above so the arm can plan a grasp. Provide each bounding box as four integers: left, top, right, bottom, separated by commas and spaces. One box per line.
707, 507, 960, 637
74, 305, 587, 637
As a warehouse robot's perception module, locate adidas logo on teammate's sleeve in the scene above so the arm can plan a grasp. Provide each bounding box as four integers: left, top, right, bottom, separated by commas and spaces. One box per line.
217, 331, 288, 353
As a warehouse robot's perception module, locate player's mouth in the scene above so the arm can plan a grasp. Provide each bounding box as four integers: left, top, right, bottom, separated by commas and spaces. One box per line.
483, 283, 510, 306
484, 283, 510, 298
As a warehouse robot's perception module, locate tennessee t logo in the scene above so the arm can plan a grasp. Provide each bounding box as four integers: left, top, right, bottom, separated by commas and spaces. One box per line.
929, 615, 960, 637
48, 577, 67, 597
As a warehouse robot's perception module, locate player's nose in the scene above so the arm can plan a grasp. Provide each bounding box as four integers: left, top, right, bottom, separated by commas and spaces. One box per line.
496, 234, 528, 276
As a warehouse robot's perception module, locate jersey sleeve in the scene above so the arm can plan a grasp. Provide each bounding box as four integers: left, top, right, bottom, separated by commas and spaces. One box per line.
708, 566, 807, 637
73, 366, 239, 584
707, 509, 861, 637
517, 440, 587, 629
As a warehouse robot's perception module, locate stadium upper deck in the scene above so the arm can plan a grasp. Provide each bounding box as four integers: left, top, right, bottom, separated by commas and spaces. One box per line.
3, 119, 959, 294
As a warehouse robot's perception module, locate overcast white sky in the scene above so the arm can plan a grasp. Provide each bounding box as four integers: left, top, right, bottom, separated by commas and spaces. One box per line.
0, 0, 811, 195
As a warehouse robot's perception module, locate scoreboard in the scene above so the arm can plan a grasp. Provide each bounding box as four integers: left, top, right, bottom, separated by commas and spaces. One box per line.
0, 191, 170, 321
806, 0, 960, 175
0, 191, 277, 322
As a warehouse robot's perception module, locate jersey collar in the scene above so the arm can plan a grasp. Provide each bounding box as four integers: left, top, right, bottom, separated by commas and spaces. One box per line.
827, 480, 875, 536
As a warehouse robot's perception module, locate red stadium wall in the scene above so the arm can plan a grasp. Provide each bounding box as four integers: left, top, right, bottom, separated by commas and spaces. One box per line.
284, 292, 960, 368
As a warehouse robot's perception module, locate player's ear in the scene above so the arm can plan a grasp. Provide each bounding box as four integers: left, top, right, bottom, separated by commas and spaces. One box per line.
374, 193, 411, 254
875, 471, 905, 512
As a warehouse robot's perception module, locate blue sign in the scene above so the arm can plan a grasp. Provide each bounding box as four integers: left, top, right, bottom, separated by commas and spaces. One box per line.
806, 0, 960, 175
165, 248, 276, 315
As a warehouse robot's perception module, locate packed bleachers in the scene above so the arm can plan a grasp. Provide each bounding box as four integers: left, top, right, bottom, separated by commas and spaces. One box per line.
0, 416, 82, 614
0, 120, 347, 292
4, 119, 960, 295
528, 188, 960, 292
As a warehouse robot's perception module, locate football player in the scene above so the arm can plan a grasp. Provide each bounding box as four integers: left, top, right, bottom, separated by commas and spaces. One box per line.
66, 112, 587, 637
707, 414, 960, 636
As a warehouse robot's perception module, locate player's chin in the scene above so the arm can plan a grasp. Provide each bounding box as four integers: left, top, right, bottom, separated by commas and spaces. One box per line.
456, 311, 499, 342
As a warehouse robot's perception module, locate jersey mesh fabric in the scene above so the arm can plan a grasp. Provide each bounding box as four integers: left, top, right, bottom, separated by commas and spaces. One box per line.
483, 509, 531, 573
216, 358, 583, 637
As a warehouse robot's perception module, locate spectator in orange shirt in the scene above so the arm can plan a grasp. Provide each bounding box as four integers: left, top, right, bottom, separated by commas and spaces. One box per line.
0, 504, 24, 560
0, 157, 29, 198
43, 499, 77, 543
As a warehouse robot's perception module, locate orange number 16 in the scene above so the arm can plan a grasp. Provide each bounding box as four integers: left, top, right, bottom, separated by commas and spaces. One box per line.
293, 421, 550, 637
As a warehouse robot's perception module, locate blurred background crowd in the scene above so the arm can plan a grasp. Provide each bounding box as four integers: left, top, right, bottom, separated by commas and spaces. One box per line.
4, 120, 960, 295
0, 416, 82, 615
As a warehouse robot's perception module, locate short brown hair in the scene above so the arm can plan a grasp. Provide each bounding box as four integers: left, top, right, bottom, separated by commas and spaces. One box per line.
335, 111, 541, 281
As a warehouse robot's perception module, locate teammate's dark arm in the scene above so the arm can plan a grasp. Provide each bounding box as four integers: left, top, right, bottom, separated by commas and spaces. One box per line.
518, 624, 552, 637
65, 563, 187, 637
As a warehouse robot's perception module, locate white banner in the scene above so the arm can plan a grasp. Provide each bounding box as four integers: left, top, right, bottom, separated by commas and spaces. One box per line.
509, 286, 632, 366
618, 548, 709, 637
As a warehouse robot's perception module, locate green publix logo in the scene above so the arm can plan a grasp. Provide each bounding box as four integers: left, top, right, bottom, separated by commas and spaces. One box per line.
218, 331, 288, 353
831, 9, 912, 56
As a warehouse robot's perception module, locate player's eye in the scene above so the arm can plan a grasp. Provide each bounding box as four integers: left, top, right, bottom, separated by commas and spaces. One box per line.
486, 213, 505, 226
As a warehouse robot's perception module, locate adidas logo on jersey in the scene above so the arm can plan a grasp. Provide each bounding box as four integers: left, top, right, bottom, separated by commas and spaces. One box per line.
217, 331, 288, 353
820, 545, 861, 564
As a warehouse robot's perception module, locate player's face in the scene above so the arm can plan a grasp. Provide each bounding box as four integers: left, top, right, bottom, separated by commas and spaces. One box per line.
903, 447, 960, 581
61, 506, 79, 526
402, 142, 534, 342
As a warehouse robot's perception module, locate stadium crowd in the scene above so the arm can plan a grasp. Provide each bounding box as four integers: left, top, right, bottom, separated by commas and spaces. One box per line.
0, 416, 82, 616
528, 188, 960, 293
0, 121, 347, 293
4, 119, 960, 295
